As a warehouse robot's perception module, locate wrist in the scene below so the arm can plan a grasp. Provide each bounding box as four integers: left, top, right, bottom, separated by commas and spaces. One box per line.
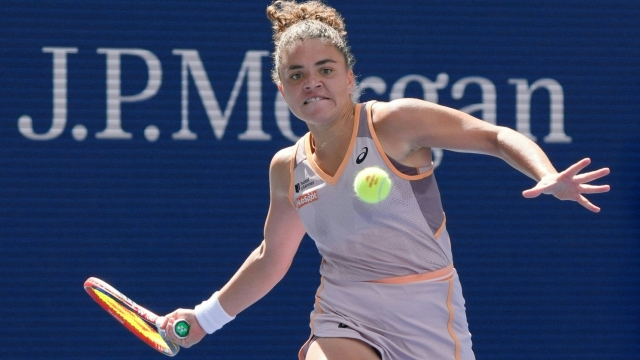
193, 291, 235, 334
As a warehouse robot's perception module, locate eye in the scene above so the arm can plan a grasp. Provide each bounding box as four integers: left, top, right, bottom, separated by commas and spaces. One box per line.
321, 68, 332, 75
290, 73, 302, 80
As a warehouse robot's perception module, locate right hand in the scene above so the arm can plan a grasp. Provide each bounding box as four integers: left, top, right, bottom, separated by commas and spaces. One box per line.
159, 308, 207, 348
522, 158, 610, 212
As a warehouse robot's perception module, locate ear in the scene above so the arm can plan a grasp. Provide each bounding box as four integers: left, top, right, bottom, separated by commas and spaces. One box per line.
278, 83, 285, 100
347, 69, 355, 95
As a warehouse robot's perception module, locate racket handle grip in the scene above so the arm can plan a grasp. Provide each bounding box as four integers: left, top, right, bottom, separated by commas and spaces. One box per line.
173, 319, 190, 339
156, 317, 190, 339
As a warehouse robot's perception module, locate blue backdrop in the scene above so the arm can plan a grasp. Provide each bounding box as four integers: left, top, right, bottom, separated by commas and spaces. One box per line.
1, 1, 638, 359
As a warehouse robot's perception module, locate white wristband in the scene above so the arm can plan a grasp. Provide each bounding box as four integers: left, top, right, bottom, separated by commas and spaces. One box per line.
194, 291, 235, 334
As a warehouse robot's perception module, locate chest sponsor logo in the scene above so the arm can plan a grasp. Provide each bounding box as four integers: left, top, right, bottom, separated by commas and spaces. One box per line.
356, 147, 368, 164
295, 190, 318, 209
294, 177, 315, 193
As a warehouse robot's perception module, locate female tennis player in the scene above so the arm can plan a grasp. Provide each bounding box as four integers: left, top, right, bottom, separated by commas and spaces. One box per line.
160, 1, 610, 359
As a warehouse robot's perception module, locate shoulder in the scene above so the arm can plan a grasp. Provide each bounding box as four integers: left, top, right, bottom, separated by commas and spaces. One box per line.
271, 145, 296, 167
370, 99, 443, 142
370, 98, 439, 124
369, 99, 438, 158
269, 145, 297, 198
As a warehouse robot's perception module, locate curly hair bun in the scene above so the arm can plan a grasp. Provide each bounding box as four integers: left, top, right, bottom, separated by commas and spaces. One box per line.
266, 0, 347, 42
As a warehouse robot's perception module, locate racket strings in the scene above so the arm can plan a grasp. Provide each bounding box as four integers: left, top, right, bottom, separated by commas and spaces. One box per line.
91, 289, 171, 352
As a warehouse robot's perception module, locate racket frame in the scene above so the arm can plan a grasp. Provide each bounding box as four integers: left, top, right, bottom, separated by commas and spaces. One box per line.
84, 277, 180, 356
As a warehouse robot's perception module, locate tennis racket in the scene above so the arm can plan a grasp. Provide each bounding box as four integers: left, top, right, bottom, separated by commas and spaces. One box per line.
84, 277, 190, 356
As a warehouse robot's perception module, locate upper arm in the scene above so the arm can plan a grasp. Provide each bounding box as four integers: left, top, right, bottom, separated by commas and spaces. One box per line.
372, 98, 507, 158
261, 146, 307, 273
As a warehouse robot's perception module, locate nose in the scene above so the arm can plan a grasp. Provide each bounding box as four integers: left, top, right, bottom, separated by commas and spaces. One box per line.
303, 74, 323, 91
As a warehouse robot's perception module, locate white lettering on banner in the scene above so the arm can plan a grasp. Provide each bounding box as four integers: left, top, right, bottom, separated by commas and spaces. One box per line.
17, 47, 572, 154
96, 48, 162, 140
452, 76, 497, 125
18, 47, 78, 140
509, 78, 572, 143
171, 50, 271, 140
389, 73, 449, 103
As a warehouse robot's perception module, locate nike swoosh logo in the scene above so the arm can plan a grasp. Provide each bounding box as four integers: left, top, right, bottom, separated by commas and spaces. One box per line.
356, 147, 368, 164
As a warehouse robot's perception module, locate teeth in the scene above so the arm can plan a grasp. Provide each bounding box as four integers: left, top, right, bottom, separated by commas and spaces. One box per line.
305, 97, 323, 104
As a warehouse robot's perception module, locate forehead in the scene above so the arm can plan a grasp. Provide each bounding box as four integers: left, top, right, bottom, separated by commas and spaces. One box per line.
279, 39, 345, 68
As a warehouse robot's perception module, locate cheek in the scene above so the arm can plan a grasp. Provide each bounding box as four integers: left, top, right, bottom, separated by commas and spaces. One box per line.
280, 87, 303, 112
281, 85, 297, 101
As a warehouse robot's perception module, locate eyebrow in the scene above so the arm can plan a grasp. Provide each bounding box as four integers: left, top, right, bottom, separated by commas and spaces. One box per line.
287, 58, 338, 71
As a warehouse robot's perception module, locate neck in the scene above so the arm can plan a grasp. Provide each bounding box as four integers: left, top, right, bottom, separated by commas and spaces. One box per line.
309, 102, 356, 153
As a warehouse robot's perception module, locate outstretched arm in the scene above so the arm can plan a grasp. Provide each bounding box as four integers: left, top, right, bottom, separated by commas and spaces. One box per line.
371, 99, 610, 212
160, 146, 306, 347
483, 122, 610, 212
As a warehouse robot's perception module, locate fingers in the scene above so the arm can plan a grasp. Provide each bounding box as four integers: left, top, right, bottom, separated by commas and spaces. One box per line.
574, 167, 610, 183
158, 310, 178, 330
156, 316, 167, 330
525, 187, 603, 212
159, 311, 184, 345
577, 194, 601, 213
579, 184, 611, 194
563, 157, 592, 177
162, 317, 174, 338
163, 318, 187, 347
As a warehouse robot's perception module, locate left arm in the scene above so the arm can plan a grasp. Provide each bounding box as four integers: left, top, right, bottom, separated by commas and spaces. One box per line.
372, 98, 610, 212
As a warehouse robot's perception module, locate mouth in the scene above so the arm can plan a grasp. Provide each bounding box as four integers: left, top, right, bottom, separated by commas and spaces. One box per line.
304, 97, 326, 105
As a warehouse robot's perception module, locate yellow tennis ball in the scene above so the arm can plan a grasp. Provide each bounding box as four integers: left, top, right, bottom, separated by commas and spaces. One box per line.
354, 167, 392, 204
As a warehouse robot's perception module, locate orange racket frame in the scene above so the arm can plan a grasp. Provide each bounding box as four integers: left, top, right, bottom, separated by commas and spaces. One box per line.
84, 277, 180, 356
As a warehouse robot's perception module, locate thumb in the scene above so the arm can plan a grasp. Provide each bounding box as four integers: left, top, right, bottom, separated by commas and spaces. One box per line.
157, 316, 169, 330
522, 184, 546, 198
158, 310, 178, 330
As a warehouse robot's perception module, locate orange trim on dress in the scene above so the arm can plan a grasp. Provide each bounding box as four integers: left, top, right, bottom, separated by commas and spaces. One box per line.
369, 263, 454, 284
304, 104, 361, 186
298, 275, 326, 360
288, 140, 302, 208
366, 101, 435, 180
433, 215, 447, 239
446, 277, 462, 360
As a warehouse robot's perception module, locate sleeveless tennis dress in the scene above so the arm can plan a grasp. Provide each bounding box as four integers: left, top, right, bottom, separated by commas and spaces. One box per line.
290, 102, 475, 360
